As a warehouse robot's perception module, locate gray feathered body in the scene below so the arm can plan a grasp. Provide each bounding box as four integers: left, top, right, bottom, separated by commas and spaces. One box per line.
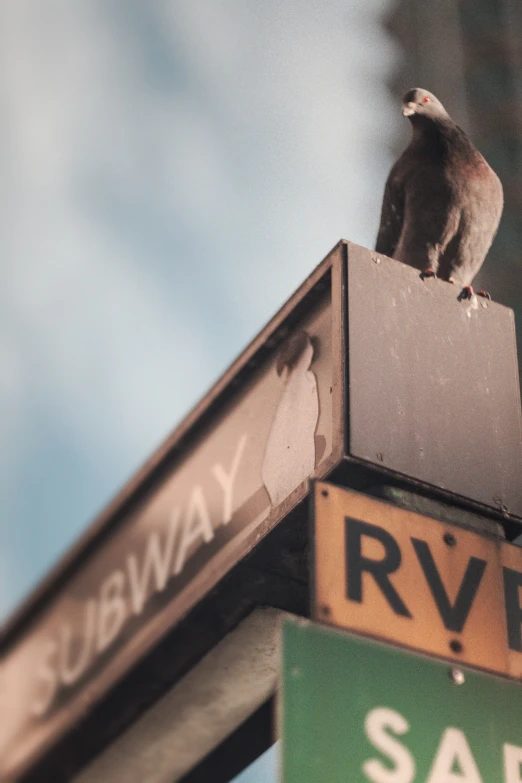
376, 118, 503, 287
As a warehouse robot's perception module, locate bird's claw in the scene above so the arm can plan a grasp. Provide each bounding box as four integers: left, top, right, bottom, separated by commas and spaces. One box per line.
458, 286, 474, 301
476, 290, 491, 300
420, 268, 437, 280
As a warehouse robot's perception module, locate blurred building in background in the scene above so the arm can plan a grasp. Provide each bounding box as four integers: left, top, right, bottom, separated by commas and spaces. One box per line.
386, 0, 522, 346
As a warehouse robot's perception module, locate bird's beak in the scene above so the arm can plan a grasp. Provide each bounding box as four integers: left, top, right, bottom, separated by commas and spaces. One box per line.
402, 102, 416, 117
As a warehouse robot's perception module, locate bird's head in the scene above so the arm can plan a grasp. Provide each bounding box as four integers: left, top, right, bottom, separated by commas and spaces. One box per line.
402, 88, 449, 123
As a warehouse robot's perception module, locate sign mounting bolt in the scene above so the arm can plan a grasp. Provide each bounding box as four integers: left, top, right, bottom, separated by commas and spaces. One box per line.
449, 639, 463, 654
450, 667, 465, 685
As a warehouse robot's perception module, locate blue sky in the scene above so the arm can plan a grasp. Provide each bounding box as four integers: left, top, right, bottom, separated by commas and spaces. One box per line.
232, 745, 278, 783
0, 3, 396, 780
0, 0, 397, 621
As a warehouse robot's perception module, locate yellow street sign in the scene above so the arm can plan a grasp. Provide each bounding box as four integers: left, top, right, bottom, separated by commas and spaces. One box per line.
312, 481, 522, 678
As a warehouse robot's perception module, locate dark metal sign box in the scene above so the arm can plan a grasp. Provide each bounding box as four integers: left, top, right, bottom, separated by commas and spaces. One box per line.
348, 243, 522, 517
1, 240, 521, 782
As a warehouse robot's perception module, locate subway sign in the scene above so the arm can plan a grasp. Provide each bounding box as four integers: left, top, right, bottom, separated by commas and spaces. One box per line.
0, 290, 335, 783
312, 481, 522, 677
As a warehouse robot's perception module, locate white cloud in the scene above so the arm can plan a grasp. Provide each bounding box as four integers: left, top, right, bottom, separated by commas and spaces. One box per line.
0, 0, 399, 616
154, 0, 401, 324
0, 2, 220, 458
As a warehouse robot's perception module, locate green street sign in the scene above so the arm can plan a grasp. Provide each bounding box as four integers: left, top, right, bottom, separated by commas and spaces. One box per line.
281, 619, 522, 783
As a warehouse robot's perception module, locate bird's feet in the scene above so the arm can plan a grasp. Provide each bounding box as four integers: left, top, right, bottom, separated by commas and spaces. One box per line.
476, 290, 491, 300
420, 267, 437, 280
458, 286, 474, 301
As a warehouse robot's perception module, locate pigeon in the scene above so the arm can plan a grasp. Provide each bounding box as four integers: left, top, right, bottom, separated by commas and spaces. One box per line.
375, 88, 503, 299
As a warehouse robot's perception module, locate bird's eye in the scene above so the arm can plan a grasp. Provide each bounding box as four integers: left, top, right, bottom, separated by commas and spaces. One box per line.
422, 96, 430, 104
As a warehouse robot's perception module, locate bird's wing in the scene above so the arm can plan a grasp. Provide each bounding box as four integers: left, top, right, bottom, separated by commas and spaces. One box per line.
375, 163, 404, 258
